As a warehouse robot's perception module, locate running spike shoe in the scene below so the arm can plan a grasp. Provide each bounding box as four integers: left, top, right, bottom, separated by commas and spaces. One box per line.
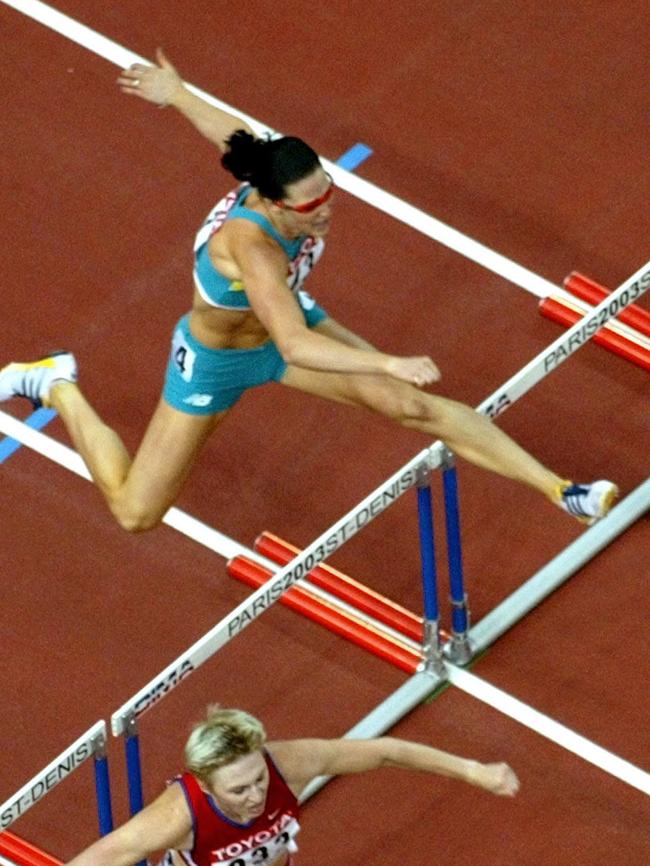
0, 351, 77, 408
557, 480, 619, 525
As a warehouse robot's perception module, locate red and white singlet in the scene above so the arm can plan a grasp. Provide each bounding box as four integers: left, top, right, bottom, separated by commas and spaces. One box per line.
173, 752, 300, 866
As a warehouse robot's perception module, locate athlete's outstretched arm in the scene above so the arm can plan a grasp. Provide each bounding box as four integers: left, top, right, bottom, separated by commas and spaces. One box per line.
313, 316, 381, 352
268, 737, 520, 799
117, 48, 255, 151
234, 234, 441, 386
65, 784, 191, 866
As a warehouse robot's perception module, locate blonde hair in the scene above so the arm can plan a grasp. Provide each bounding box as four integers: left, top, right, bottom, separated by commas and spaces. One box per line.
184, 705, 267, 780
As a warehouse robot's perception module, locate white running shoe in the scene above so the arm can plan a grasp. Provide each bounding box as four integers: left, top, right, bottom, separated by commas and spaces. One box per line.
557, 480, 619, 525
0, 351, 77, 408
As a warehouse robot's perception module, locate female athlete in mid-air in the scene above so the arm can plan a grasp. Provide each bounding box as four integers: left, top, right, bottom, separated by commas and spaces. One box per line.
0, 50, 617, 530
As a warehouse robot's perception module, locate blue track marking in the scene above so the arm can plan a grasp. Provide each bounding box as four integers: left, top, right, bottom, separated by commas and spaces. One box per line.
336, 143, 373, 170
0, 407, 58, 464
1, 143, 373, 465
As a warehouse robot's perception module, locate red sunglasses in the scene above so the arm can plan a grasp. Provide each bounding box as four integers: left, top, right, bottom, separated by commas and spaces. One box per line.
274, 174, 335, 214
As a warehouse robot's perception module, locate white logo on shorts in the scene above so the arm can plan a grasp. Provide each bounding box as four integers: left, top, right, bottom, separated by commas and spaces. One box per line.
183, 393, 213, 407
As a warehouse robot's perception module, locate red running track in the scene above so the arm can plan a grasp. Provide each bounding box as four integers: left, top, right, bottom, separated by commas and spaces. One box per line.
1, 2, 648, 864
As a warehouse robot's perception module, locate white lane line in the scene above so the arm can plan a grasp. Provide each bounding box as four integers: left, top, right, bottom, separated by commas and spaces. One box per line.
448, 667, 650, 796
1, 414, 646, 784
2, 0, 567, 300
3, 0, 647, 795
10, 0, 650, 356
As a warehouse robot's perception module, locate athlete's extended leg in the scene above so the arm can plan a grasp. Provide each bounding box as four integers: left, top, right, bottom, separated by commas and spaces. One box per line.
50, 384, 228, 530
280, 364, 617, 523
0, 351, 228, 531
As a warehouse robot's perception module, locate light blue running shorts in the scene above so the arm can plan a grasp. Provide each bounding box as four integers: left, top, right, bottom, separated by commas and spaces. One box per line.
163, 311, 325, 415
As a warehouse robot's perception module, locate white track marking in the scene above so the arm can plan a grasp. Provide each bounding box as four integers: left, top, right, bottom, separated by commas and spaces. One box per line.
2, 0, 648, 799
448, 667, 650, 795
0, 0, 603, 302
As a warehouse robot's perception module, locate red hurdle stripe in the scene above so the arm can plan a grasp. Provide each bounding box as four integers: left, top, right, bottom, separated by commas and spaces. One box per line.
540, 295, 650, 371
227, 555, 421, 673
0, 833, 61, 866
255, 531, 449, 643
564, 271, 650, 338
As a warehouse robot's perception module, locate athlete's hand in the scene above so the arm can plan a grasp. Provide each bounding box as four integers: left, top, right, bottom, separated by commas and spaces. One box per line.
117, 48, 184, 106
384, 355, 441, 387
471, 762, 520, 797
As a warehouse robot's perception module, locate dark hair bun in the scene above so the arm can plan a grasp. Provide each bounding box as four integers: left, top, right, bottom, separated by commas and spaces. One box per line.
221, 132, 321, 200
221, 130, 266, 184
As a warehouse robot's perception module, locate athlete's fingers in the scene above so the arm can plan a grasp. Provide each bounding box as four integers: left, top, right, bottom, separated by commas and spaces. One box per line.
416, 358, 441, 384
385, 355, 441, 386
116, 73, 138, 87
117, 64, 148, 90
490, 763, 520, 796
156, 47, 176, 71
116, 77, 144, 97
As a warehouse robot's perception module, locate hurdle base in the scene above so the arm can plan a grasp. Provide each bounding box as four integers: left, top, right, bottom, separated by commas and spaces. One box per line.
443, 632, 475, 665
417, 656, 447, 677
419, 618, 446, 676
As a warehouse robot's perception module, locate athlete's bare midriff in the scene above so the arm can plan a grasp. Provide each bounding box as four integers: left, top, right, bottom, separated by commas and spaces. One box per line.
189, 298, 272, 350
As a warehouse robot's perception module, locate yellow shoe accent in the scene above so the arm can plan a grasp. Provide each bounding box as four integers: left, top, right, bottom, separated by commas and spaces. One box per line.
0, 351, 77, 407
558, 480, 619, 524
552, 479, 573, 504
11, 358, 58, 371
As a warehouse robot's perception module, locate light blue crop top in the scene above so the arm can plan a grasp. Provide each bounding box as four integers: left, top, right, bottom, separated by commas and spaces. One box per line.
192, 184, 324, 311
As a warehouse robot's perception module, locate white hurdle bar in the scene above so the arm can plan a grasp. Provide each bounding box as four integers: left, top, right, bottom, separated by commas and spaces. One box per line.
472, 260, 650, 420
301, 478, 650, 799
109, 447, 435, 734
0, 721, 109, 832
1, 261, 647, 734
470, 477, 650, 652
110, 259, 650, 731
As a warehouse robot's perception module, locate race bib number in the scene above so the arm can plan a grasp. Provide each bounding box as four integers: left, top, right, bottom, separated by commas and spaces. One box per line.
194, 188, 242, 251
209, 817, 299, 866
287, 236, 324, 294
171, 328, 196, 383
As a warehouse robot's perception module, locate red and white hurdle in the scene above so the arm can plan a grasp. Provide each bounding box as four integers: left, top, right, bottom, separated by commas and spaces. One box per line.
539, 270, 650, 372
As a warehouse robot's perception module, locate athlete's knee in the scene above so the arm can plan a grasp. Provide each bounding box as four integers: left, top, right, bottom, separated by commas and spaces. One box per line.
109, 496, 164, 533
392, 391, 473, 438
383, 388, 444, 425
112, 509, 162, 533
